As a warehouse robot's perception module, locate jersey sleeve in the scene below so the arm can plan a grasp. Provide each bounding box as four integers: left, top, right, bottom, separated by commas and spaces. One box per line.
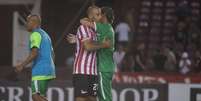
76, 25, 90, 41
30, 32, 42, 49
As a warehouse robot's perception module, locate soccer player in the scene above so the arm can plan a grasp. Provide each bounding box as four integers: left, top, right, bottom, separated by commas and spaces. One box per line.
80, 7, 115, 101
15, 15, 56, 101
67, 6, 110, 101
94, 7, 115, 101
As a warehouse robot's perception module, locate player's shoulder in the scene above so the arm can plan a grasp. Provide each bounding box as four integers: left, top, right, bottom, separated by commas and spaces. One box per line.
78, 25, 88, 29
78, 25, 90, 33
31, 31, 41, 36
95, 22, 102, 26
30, 31, 42, 39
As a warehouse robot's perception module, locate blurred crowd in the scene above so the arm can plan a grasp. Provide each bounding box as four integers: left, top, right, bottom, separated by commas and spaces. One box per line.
113, 43, 201, 75
113, 0, 201, 74
64, 0, 201, 75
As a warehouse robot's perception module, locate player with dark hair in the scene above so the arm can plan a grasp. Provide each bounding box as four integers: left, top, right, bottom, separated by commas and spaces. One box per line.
95, 7, 115, 101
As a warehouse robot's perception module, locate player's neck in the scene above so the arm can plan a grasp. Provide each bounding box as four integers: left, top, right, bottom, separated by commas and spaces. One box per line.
34, 26, 41, 30
102, 19, 108, 24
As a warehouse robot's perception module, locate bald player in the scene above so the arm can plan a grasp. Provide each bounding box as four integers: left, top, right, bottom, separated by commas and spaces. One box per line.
15, 14, 56, 101
79, 7, 115, 101
67, 6, 110, 101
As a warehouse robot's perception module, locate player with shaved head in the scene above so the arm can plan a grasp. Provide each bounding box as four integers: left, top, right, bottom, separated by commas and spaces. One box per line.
15, 14, 56, 101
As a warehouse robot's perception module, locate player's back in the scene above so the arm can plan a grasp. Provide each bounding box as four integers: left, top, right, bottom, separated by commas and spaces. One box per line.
96, 23, 115, 72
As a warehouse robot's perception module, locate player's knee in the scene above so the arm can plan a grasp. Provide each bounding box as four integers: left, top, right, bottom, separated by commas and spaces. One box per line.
32, 94, 40, 101
40, 96, 48, 101
32, 93, 47, 101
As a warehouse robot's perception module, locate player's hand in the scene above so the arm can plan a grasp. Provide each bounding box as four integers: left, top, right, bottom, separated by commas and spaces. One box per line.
102, 37, 111, 48
15, 64, 24, 73
80, 18, 90, 25
80, 18, 93, 28
66, 34, 76, 44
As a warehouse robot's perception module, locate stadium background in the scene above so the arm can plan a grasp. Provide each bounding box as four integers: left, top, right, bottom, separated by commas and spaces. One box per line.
0, 0, 201, 101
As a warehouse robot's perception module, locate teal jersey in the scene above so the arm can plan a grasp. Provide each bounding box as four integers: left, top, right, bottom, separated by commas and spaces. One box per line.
30, 28, 56, 81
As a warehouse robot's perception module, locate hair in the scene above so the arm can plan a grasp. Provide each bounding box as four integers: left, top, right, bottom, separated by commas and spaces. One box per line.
87, 5, 99, 15
101, 7, 114, 24
27, 14, 41, 25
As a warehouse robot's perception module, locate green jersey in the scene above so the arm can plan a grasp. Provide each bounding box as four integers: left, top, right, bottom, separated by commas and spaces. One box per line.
96, 22, 115, 72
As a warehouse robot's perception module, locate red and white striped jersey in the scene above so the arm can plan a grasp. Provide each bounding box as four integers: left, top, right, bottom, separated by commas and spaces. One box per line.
73, 25, 97, 75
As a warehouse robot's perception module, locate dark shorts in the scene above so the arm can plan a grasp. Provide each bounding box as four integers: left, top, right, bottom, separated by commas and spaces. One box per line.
73, 74, 98, 97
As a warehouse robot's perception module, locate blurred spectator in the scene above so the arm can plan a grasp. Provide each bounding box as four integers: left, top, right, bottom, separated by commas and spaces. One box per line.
125, 8, 136, 42
175, 20, 201, 51
175, 21, 189, 49
189, 23, 201, 49
145, 50, 154, 70
176, 0, 191, 21
121, 52, 135, 72
153, 49, 167, 71
115, 21, 131, 47
164, 46, 177, 72
193, 50, 201, 73
113, 44, 126, 72
179, 52, 191, 74
125, 8, 135, 32
134, 43, 147, 72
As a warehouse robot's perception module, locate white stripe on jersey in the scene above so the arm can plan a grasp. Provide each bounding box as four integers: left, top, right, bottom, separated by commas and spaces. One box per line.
86, 53, 92, 74
73, 25, 97, 75
91, 52, 96, 75
80, 51, 87, 74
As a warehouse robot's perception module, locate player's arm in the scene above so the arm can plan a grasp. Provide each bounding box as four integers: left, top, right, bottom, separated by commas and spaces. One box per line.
82, 22, 113, 50
15, 32, 41, 73
15, 48, 38, 72
83, 38, 110, 51
77, 25, 107, 51
66, 34, 76, 44
80, 18, 95, 29
66, 33, 109, 51
77, 25, 110, 51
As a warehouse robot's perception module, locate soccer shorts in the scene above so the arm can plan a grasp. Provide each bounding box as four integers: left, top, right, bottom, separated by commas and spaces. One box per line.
73, 74, 98, 97
31, 80, 50, 96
